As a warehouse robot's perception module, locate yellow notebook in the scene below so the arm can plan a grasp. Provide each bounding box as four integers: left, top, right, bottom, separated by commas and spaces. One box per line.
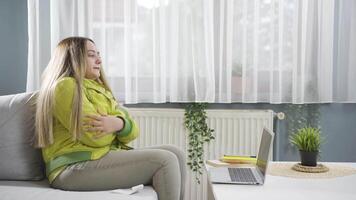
206, 159, 254, 167
220, 155, 257, 164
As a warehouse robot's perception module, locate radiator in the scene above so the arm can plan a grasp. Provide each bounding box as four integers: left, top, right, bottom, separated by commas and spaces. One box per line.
128, 108, 274, 200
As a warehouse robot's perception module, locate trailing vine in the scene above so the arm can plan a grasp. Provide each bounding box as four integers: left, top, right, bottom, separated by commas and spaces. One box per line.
184, 103, 215, 184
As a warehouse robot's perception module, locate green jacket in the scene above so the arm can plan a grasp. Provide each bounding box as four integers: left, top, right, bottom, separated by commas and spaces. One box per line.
42, 77, 139, 183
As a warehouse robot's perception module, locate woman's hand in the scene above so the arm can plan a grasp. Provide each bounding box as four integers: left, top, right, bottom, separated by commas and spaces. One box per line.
84, 111, 124, 139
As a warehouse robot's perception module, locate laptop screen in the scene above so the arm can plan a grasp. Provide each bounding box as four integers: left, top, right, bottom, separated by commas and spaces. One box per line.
256, 128, 274, 176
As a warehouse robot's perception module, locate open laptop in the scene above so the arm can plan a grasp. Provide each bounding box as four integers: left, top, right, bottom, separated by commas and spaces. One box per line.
209, 127, 274, 185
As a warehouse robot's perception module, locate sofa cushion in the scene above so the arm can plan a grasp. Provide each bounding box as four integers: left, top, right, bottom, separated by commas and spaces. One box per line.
0, 180, 158, 200
0, 92, 44, 180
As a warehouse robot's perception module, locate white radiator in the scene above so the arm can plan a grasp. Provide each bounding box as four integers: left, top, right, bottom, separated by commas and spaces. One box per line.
129, 108, 274, 200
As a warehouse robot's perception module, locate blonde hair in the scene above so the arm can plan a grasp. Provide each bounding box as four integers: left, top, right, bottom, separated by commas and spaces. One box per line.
35, 37, 112, 148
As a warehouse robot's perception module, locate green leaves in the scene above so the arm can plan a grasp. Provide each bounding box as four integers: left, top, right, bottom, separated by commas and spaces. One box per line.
184, 103, 215, 184
289, 127, 323, 152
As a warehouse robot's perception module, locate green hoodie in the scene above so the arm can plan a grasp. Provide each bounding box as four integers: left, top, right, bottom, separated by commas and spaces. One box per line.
42, 77, 139, 183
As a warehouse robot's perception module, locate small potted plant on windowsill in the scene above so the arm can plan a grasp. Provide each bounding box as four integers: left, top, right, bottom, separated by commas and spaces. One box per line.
289, 127, 323, 167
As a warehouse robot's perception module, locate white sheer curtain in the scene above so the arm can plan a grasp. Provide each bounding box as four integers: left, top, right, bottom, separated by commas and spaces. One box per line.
216, 0, 356, 103
90, 0, 215, 103
27, 0, 356, 104
27, 0, 90, 91
334, 0, 356, 102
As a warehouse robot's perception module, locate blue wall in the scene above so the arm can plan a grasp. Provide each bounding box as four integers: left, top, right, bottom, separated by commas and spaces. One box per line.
1, 0, 355, 162
127, 103, 356, 162
0, 0, 28, 95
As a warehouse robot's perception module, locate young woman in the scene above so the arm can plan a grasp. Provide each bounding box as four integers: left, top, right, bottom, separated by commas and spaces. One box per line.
35, 37, 185, 200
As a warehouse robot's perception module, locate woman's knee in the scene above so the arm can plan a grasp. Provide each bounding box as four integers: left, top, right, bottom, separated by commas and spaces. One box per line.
158, 145, 185, 158
144, 149, 179, 166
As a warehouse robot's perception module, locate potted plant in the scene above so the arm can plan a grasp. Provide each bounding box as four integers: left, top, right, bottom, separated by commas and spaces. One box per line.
289, 127, 323, 166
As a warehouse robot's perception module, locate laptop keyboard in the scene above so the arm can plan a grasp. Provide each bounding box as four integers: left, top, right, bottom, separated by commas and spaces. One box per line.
228, 168, 257, 183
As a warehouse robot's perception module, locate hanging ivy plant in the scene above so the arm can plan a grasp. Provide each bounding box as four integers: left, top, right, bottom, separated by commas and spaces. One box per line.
184, 103, 215, 184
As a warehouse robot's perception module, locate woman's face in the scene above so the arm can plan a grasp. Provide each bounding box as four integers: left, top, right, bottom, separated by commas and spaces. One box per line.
85, 41, 102, 80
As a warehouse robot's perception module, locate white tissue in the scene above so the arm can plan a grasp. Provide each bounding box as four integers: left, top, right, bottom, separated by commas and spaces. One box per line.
110, 184, 144, 195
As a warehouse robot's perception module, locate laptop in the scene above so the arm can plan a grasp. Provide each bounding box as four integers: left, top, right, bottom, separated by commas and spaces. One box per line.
208, 127, 274, 185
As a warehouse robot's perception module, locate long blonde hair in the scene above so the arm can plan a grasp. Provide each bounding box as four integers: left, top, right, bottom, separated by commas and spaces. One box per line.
35, 37, 112, 148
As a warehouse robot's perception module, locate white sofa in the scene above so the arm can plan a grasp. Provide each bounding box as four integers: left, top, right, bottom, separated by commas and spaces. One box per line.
0, 92, 157, 200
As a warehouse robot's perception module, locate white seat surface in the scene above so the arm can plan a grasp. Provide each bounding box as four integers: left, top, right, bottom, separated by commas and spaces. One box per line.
0, 180, 157, 200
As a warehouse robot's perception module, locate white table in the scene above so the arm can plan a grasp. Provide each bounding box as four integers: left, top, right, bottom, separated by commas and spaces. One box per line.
206, 162, 356, 200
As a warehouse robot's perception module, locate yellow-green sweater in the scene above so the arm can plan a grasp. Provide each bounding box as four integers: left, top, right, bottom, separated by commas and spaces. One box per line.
42, 77, 139, 183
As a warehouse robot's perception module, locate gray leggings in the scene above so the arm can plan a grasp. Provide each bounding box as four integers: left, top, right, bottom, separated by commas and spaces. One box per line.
51, 145, 186, 200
